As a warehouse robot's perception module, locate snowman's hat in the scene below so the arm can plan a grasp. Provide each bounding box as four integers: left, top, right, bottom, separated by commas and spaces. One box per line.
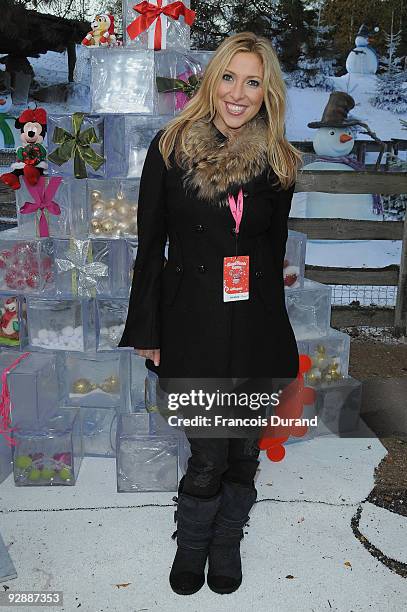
307, 92, 360, 129
357, 23, 379, 38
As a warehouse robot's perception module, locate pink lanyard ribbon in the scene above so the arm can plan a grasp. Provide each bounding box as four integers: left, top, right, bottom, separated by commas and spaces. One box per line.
228, 188, 244, 235
0, 352, 30, 447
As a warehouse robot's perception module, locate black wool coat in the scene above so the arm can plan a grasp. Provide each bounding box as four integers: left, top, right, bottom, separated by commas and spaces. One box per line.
119, 120, 299, 390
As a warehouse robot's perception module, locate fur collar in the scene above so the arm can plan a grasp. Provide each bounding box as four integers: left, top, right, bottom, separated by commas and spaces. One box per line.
178, 115, 270, 205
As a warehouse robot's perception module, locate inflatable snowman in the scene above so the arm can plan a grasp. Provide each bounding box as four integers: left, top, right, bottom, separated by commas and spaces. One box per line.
346, 24, 379, 75
304, 92, 380, 221
0, 71, 18, 149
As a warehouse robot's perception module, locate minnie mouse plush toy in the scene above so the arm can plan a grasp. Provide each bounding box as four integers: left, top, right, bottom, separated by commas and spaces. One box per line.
0, 107, 48, 190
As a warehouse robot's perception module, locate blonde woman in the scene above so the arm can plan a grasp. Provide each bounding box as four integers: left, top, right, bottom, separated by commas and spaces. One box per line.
119, 32, 301, 596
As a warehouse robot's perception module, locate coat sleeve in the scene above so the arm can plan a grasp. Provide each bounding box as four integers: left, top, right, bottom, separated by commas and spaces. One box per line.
268, 182, 296, 272
118, 132, 167, 349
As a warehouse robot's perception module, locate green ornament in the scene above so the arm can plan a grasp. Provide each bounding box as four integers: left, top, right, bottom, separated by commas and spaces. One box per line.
59, 467, 72, 481
15, 455, 32, 469
41, 468, 56, 481
28, 469, 42, 481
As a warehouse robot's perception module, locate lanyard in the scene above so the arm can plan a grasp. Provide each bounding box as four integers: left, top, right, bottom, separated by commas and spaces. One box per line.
228, 188, 244, 257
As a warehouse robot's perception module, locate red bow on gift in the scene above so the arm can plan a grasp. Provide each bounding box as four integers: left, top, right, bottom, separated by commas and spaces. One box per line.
20, 176, 62, 237
18, 108, 47, 125
127, 0, 196, 50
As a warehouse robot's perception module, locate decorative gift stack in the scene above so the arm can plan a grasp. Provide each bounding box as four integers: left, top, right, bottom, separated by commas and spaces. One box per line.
0, 1, 362, 491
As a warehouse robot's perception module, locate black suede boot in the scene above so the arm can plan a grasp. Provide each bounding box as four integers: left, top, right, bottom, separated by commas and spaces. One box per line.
207, 481, 257, 594
170, 481, 222, 595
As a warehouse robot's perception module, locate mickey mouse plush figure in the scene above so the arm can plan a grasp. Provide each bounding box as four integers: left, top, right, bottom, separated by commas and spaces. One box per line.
0, 107, 48, 190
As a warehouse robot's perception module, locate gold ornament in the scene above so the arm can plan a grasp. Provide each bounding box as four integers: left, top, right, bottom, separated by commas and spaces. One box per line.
101, 219, 115, 233
106, 199, 117, 210
117, 190, 125, 201
93, 228, 102, 235
105, 375, 120, 392
91, 190, 102, 201
307, 369, 321, 385
117, 204, 130, 217
90, 219, 101, 230
117, 221, 130, 232
72, 378, 93, 394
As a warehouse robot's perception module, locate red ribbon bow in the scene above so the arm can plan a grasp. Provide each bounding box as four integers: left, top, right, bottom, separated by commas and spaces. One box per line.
20, 176, 62, 237
18, 108, 47, 125
127, 0, 196, 50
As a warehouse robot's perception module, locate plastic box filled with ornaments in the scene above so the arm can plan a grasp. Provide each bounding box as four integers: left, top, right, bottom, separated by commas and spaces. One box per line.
0, 231, 54, 294
297, 328, 351, 387
26, 297, 96, 352
95, 298, 129, 351
89, 48, 214, 115
60, 351, 131, 410
87, 179, 139, 239
12, 408, 83, 486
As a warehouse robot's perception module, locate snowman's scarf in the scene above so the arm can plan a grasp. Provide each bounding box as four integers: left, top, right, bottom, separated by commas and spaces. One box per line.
315, 155, 383, 215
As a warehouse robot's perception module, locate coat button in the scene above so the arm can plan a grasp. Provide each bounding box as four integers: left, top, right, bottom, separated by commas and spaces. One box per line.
230, 227, 237, 236
175, 266, 182, 273
195, 224, 204, 232
197, 265, 206, 273
243, 191, 249, 198
255, 270, 263, 278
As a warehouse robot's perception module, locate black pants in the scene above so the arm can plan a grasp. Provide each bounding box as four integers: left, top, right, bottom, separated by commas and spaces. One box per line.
182, 436, 260, 498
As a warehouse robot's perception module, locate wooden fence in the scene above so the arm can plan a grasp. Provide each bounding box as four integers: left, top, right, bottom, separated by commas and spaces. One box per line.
293, 170, 406, 337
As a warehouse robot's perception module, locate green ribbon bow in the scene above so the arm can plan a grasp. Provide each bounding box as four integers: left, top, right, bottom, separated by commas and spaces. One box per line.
0, 114, 16, 148
156, 74, 202, 98
48, 112, 105, 179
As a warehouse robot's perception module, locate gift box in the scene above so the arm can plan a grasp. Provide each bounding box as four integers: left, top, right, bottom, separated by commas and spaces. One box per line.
88, 179, 139, 238
27, 298, 96, 352
284, 230, 307, 290
0, 238, 54, 294
105, 114, 170, 178
47, 113, 105, 179
63, 352, 129, 409
314, 376, 362, 436
285, 279, 332, 340
12, 408, 83, 486
54, 238, 132, 298
303, 328, 351, 387
90, 48, 155, 114
155, 50, 214, 114
116, 413, 178, 492
16, 177, 87, 239
0, 432, 12, 484
123, 0, 195, 50
7, 352, 60, 429
0, 295, 27, 350
0, 350, 22, 483
96, 298, 128, 351
80, 406, 117, 457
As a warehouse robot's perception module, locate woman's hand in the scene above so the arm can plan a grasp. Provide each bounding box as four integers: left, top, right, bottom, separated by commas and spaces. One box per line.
135, 348, 160, 367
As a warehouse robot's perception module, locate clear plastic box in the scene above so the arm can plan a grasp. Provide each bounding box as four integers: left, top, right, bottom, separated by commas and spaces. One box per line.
47, 113, 105, 179
0, 295, 27, 350
284, 230, 307, 290
116, 413, 178, 492
105, 114, 171, 178
0, 433, 12, 484
80, 406, 117, 457
63, 351, 128, 409
96, 299, 128, 351
0, 238, 54, 294
303, 328, 351, 387
90, 48, 155, 114
285, 279, 332, 340
315, 376, 362, 436
87, 179, 140, 238
123, 0, 193, 49
12, 408, 83, 486
16, 177, 87, 239
54, 238, 132, 298
7, 352, 60, 429
27, 298, 96, 352
130, 352, 148, 412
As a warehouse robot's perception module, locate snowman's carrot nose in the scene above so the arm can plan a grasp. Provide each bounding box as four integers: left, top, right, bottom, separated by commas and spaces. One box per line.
0, 99, 6, 106
340, 133, 353, 143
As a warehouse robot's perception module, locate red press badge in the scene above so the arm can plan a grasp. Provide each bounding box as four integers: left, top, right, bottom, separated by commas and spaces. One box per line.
223, 255, 249, 301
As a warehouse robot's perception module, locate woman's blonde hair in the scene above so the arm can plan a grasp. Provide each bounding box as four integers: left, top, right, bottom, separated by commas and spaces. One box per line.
159, 31, 302, 189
